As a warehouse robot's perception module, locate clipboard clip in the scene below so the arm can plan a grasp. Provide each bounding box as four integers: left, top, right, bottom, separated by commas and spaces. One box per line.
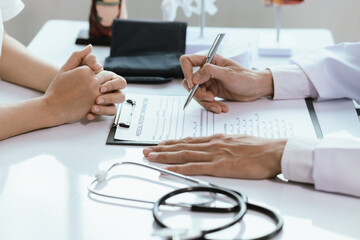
113, 99, 136, 128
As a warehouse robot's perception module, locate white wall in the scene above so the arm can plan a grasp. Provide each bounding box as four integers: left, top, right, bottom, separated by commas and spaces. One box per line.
4, 0, 360, 45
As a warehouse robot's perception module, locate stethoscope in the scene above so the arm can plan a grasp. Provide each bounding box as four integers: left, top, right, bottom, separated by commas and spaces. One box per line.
88, 161, 283, 240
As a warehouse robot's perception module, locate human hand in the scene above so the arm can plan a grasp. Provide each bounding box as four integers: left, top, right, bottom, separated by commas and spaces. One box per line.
80, 45, 104, 73
62, 45, 127, 121
88, 71, 127, 120
78, 45, 126, 120
180, 54, 274, 113
42, 47, 126, 125
143, 134, 287, 179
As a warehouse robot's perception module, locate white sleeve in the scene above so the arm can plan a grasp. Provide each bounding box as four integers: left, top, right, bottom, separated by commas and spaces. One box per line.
0, 0, 24, 56
282, 137, 360, 197
290, 42, 360, 103
269, 42, 360, 103
269, 64, 318, 100
0, 0, 24, 22
270, 43, 360, 197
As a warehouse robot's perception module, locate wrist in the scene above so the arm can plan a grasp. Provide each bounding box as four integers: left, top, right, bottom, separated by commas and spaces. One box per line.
39, 95, 66, 127
0, 97, 63, 140
256, 69, 274, 98
272, 138, 287, 176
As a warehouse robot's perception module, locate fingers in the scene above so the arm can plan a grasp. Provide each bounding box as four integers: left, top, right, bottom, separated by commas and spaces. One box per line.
94, 70, 116, 85
166, 162, 216, 176
96, 90, 125, 105
196, 100, 229, 114
60, 44, 93, 72
143, 136, 220, 163
146, 150, 212, 164
82, 54, 103, 73
142, 134, 285, 179
192, 87, 229, 113
182, 79, 215, 103
59, 45, 128, 121
180, 54, 228, 89
91, 103, 117, 116
144, 142, 210, 156
180, 55, 207, 89
88, 101, 122, 120
157, 135, 218, 145
95, 70, 127, 87
91, 89, 126, 117
100, 77, 127, 93
87, 112, 100, 121
193, 63, 228, 85
89, 71, 127, 118
182, 80, 229, 114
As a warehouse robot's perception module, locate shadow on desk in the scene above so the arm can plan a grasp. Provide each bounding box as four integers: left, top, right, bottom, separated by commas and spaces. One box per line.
0, 117, 126, 175
268, 176, 360, 239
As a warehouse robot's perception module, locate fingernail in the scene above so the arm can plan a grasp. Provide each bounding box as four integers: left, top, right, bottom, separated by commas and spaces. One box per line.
148, 152, 159, 160
97, 98, 104, 104
143, 147, 153, 155
193, 73, 200, 83
158, 141, 166, 146
222, 106, 228, 112
88, 114, 94, 120
210, 106, 219, 113
93, 106, 99, 113
101, 87, 107, 93
203, 97, 213, 102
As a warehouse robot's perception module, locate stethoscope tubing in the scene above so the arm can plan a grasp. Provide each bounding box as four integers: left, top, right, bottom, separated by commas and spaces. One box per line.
87, 161, 245, 212
152, 187, 283, 240
153, 186, 248, 237
88, 161, 283, 240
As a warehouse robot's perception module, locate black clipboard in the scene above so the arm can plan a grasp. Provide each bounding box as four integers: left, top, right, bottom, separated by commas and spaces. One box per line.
106, 98, 323, 146
106, 99, 158, 146
106, 126, 158, 146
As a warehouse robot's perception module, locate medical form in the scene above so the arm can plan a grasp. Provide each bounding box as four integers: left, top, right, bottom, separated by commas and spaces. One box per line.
114, 93, 317, 142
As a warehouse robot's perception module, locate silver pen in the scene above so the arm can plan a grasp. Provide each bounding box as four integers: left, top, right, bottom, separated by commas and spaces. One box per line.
183, 33, 225, 110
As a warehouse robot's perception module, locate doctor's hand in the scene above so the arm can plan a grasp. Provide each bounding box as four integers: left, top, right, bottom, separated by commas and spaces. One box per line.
143, 134, 287, 179
180, 54, 274, 113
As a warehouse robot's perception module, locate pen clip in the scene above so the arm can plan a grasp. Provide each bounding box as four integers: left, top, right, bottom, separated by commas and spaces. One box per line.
205, 33, 225, 62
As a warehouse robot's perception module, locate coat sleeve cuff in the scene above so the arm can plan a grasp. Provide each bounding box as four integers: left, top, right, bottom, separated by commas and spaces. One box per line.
269, 64, 318, 100
281, 138, 320, 184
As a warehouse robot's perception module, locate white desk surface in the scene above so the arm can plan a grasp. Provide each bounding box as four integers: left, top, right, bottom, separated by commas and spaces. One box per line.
0, 20, 359, 240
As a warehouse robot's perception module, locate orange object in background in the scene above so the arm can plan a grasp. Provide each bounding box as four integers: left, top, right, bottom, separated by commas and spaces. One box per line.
262, 0, 304, 6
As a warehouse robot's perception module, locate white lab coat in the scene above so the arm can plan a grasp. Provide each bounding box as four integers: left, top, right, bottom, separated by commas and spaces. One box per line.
269, 42, 360, 198
0, 0, 24, 56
